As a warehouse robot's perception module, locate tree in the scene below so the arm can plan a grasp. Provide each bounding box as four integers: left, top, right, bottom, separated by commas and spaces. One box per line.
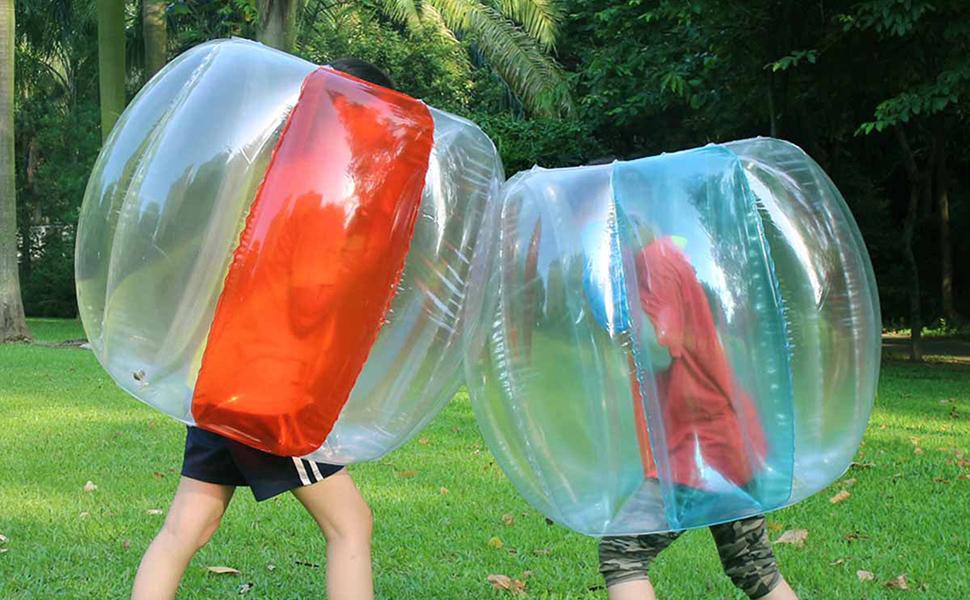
849, 0, 970, 349
15, 1, 100, 319
257, 0, 302, 52
143, 0, 167, 79
96, 0, 125, 140
1, 0, 30, 341
301, 0, 570, 116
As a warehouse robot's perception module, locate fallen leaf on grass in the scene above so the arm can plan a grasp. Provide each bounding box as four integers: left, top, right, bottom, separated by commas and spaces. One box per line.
885, 575, 909, 590
0, 534, 7, 544
397, 469, 418, 478
914, 447, 924, 455
238, 582, 254, 594
439, 487, 450, 495
933, 477, 950, 484
418, 437, 430, 446
266, 563, 276, 572
841, 478, 857, 487
83, 481, 98, 493
146, 509, 164, 515
830, 490, 851, 504
0, 548, 7, 554
79, 512, 90, 519
502, 514, 515, 526
152, 471, 165, 480
295, 560, 320, 569
773, 529, 808, 548
857, 570, 874, 582
958, 474, 970, 481
766, 521, 784, 533
487, 574, 526, 594
850, 461, 875, 470
533, 548, 551, 556
121, 539, 131, 550
843, 530, 869, 542
830, 558, 846, 566
487, 536, 504, 549
207, 566, 241, 575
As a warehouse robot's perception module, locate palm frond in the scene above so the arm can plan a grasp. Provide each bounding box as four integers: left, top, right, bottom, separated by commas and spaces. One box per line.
377, 0, 423, 29
498, 0, 562, 51
420, 3, 460, 43
429, 0, 571, 115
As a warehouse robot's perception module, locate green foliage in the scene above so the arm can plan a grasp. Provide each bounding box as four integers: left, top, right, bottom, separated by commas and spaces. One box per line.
355, 0, 572, 116
473, 111, 605, 173
298, 6, 474, 112
14, 0, 101, 318
844, 0, 970, 134
168, 0, 258, 51
767, 49, 817, 73
19, 227, 77, 318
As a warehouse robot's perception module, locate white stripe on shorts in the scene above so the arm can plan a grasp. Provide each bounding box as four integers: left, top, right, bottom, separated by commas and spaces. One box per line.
309, 461, 323, 482
292, 457, 312, 486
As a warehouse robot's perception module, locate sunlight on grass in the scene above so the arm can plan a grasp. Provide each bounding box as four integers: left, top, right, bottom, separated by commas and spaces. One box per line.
1, 319, 968, 598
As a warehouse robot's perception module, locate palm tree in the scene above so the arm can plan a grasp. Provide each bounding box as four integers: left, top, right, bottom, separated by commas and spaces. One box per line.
143, 0, 167, 79
302, 0, 571, 116
96, 0, 125, 140
258, 0, 304, 52
1, 0, 31, 342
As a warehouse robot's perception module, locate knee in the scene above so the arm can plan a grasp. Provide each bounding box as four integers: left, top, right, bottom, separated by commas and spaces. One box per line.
322, 502, 372, 547
159, 509, 224, 553
713, 520, 781, 599
598, 535, 663, 588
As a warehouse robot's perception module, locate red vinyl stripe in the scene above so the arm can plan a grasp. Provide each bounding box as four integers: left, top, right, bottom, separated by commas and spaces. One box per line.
192, 67, 434, 456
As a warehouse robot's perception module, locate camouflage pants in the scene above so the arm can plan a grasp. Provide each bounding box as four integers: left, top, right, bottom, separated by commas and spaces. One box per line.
598, 516, 781, 599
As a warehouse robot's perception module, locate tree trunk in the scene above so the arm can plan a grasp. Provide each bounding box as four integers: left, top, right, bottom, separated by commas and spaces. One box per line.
767, 75, 778, 137
895, 126, 923, 361
934, 126, 959, 325
142, 0, 167, 81
97, 0, 126, 141
257, 0, 303, 52
0, 0, 31, 342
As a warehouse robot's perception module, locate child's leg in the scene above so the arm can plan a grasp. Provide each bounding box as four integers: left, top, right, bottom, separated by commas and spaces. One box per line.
291, 469, 373, 600
710, 516, 798, 600
598, 532, 682, 600
132, 477, 234, 600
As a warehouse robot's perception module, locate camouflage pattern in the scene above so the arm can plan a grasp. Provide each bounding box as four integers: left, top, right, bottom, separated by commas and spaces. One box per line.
598, 516, 781, 599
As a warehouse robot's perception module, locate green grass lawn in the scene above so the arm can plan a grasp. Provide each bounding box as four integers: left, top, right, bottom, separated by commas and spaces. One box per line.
2, 319, 969, 599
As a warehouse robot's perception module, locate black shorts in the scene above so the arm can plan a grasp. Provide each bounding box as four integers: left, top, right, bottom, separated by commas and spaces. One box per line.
181, 427, 343, 501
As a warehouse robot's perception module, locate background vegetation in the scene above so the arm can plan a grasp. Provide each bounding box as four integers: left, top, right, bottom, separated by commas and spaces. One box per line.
4, 0, 970, 355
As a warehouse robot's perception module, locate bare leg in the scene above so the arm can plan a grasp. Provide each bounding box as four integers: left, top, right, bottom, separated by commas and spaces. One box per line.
608, 578, 657, 600
131, 477, 234, 600
292, 469, 373, 600
758, 577, 798, 600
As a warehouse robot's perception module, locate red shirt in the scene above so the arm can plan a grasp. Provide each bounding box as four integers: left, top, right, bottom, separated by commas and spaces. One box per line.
635, 237, 766, 489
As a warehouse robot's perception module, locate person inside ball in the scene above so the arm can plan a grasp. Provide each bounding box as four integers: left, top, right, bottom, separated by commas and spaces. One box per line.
129, 58, 396, 600
584, 200, 799, 600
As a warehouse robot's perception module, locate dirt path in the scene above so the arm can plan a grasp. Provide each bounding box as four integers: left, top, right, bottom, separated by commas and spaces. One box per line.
882, 335, 970, 363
